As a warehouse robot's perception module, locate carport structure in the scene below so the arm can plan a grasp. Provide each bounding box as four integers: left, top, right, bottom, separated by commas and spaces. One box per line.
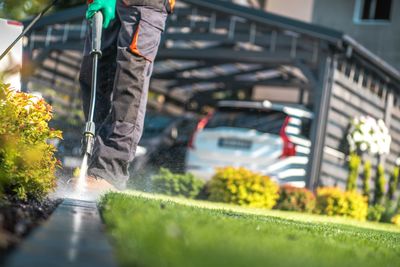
24, 0, 400, 189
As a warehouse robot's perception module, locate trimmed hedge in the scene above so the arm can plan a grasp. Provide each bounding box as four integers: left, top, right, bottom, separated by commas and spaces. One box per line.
208, 167, 279, 209
392, 214, 400, 226
367, 204, 385, 222
275, 185, 316, 212
0, 84, 62, 200
151, 168, 205, 199
316, 187, 368, 221
373, 164, 386, 205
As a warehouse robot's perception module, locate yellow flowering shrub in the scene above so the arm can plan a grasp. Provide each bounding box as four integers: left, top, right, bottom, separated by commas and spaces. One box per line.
0, 83, 62, 200
207, 167, 279, 209
316, 187, 368, 221
392, 214, 400, 226
345, 190, 369, 220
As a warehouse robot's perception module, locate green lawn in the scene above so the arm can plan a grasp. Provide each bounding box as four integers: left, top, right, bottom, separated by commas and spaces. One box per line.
100, 191, 400, 267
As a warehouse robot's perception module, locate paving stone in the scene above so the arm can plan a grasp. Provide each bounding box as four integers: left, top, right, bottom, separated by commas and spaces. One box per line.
5, 198, 118, 267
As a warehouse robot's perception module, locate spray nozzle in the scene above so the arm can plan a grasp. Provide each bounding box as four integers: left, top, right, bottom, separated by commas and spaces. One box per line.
81, 122, 95, 156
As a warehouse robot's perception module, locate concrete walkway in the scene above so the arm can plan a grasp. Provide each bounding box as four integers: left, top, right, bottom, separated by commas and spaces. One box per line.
5, 198, 118, 267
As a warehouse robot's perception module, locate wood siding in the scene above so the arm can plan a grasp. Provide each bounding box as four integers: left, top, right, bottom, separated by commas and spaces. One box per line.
320, 68, 399, 188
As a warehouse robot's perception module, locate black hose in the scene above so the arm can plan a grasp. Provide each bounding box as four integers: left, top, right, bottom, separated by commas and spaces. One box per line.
0, 0, 60, 62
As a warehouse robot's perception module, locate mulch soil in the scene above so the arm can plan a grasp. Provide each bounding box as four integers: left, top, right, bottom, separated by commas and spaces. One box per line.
0, 196, 61, 263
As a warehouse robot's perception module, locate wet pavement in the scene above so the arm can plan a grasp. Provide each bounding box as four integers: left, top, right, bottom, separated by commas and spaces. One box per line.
5, 198, 117, 267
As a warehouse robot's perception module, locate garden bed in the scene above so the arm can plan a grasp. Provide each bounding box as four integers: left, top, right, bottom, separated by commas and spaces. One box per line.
100, 191, 400, 267
0, 196, 60, 263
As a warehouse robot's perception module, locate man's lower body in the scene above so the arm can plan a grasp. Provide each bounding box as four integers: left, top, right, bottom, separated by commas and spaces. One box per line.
79, 1, 168, 190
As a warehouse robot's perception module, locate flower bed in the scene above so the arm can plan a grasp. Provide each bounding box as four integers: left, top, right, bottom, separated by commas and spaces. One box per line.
0, 197, 60, 262
0, 82, 62, 258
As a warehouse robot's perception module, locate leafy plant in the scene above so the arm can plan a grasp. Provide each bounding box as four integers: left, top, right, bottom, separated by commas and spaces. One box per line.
151, 168, 205, 199
275, 185, 316, 212
1, 0, 52, 20
362, 160, 371, 200
388, 166, 399, 201
345, 190, 369, 221
346, 153, 361, 191
380, 200, 398, 223
373, 164, 386, 205
367, 204, 385, 222
315, 187, 368, 221
392, 214, 400, 226
0, 83, 62, 200
207, 167, 279, 209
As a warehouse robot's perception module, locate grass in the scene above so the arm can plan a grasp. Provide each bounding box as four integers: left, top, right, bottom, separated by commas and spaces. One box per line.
100, 191, 400, 267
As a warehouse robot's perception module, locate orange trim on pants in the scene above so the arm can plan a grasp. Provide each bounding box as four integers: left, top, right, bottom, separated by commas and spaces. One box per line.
130, 25, 141, 56
129, 25, 151, 62
169, 0, 175, 12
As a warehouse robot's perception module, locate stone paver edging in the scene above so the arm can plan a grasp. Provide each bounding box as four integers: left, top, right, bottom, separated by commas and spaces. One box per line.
5, 198, 117, 267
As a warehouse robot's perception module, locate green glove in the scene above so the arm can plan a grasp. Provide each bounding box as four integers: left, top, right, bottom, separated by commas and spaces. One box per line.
86, 0, 117, 29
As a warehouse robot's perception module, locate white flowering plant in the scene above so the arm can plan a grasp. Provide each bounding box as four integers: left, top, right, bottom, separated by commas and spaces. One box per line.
347, 116, 391, 155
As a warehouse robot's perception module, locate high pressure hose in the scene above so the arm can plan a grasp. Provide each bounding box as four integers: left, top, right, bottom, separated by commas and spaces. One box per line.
0, 0, 60, 62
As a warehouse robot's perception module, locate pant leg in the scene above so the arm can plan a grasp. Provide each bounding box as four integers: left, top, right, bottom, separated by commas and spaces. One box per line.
87, 2, 167, 189
79, 15, 120, 125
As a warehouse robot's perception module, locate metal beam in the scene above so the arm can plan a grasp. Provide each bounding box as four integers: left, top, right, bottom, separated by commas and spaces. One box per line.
157, 48, 305, 65
153, 61, 214, 79
182, 0, 343, 44
167, 66, 270, 87
307, 54, 337, 190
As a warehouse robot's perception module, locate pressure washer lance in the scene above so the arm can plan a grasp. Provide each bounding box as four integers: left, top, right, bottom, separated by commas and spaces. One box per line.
81, 11, 103, 159
0, 0, 60, 62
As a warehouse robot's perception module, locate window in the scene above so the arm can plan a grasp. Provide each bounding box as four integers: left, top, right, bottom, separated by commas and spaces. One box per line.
206, 107, 287, 135
355, 0, 392, 23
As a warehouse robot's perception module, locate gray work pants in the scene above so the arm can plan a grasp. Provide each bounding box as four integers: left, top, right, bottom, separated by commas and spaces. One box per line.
79, 0, 168, 189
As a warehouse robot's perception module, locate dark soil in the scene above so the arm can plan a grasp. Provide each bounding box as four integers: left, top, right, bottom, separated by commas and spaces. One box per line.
0, 196, 61, 262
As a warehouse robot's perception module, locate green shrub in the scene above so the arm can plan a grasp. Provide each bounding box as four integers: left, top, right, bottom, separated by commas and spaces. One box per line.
392, 214, 400, 226
207, 167, 279, 209
374, 164, 386, 205
388, 166, 399, 201
0, 84, 62, 200
275, 185, 316, 212
346, 153, 361, 191
367, 204, 385, 222
378, 199, 399, 223
362, 160, 371, 200
315, 187, 368, 221
151, 168, 205, 199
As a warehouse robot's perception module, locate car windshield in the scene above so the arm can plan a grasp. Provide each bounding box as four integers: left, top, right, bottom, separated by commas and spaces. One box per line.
143, 113, 175, 138
205, 107, 287, 134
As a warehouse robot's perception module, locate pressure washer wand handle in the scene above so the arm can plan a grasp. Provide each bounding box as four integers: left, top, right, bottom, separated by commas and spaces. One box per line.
91, 12, 103, 56
87, 12, 103, 126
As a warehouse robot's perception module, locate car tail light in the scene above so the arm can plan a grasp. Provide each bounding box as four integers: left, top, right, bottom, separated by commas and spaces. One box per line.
188, 113, 213, 149
280, 116, 296, 158
7, 20, 23, 26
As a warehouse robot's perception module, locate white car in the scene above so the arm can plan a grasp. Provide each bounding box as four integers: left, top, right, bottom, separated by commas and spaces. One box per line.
0, 18, 23, 91
185, 100, 313, 187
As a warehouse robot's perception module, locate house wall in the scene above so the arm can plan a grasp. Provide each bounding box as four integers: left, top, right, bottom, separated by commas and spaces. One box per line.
265, 0, 315, 22
321, 64, 400, 192
312, 0, 400, 70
